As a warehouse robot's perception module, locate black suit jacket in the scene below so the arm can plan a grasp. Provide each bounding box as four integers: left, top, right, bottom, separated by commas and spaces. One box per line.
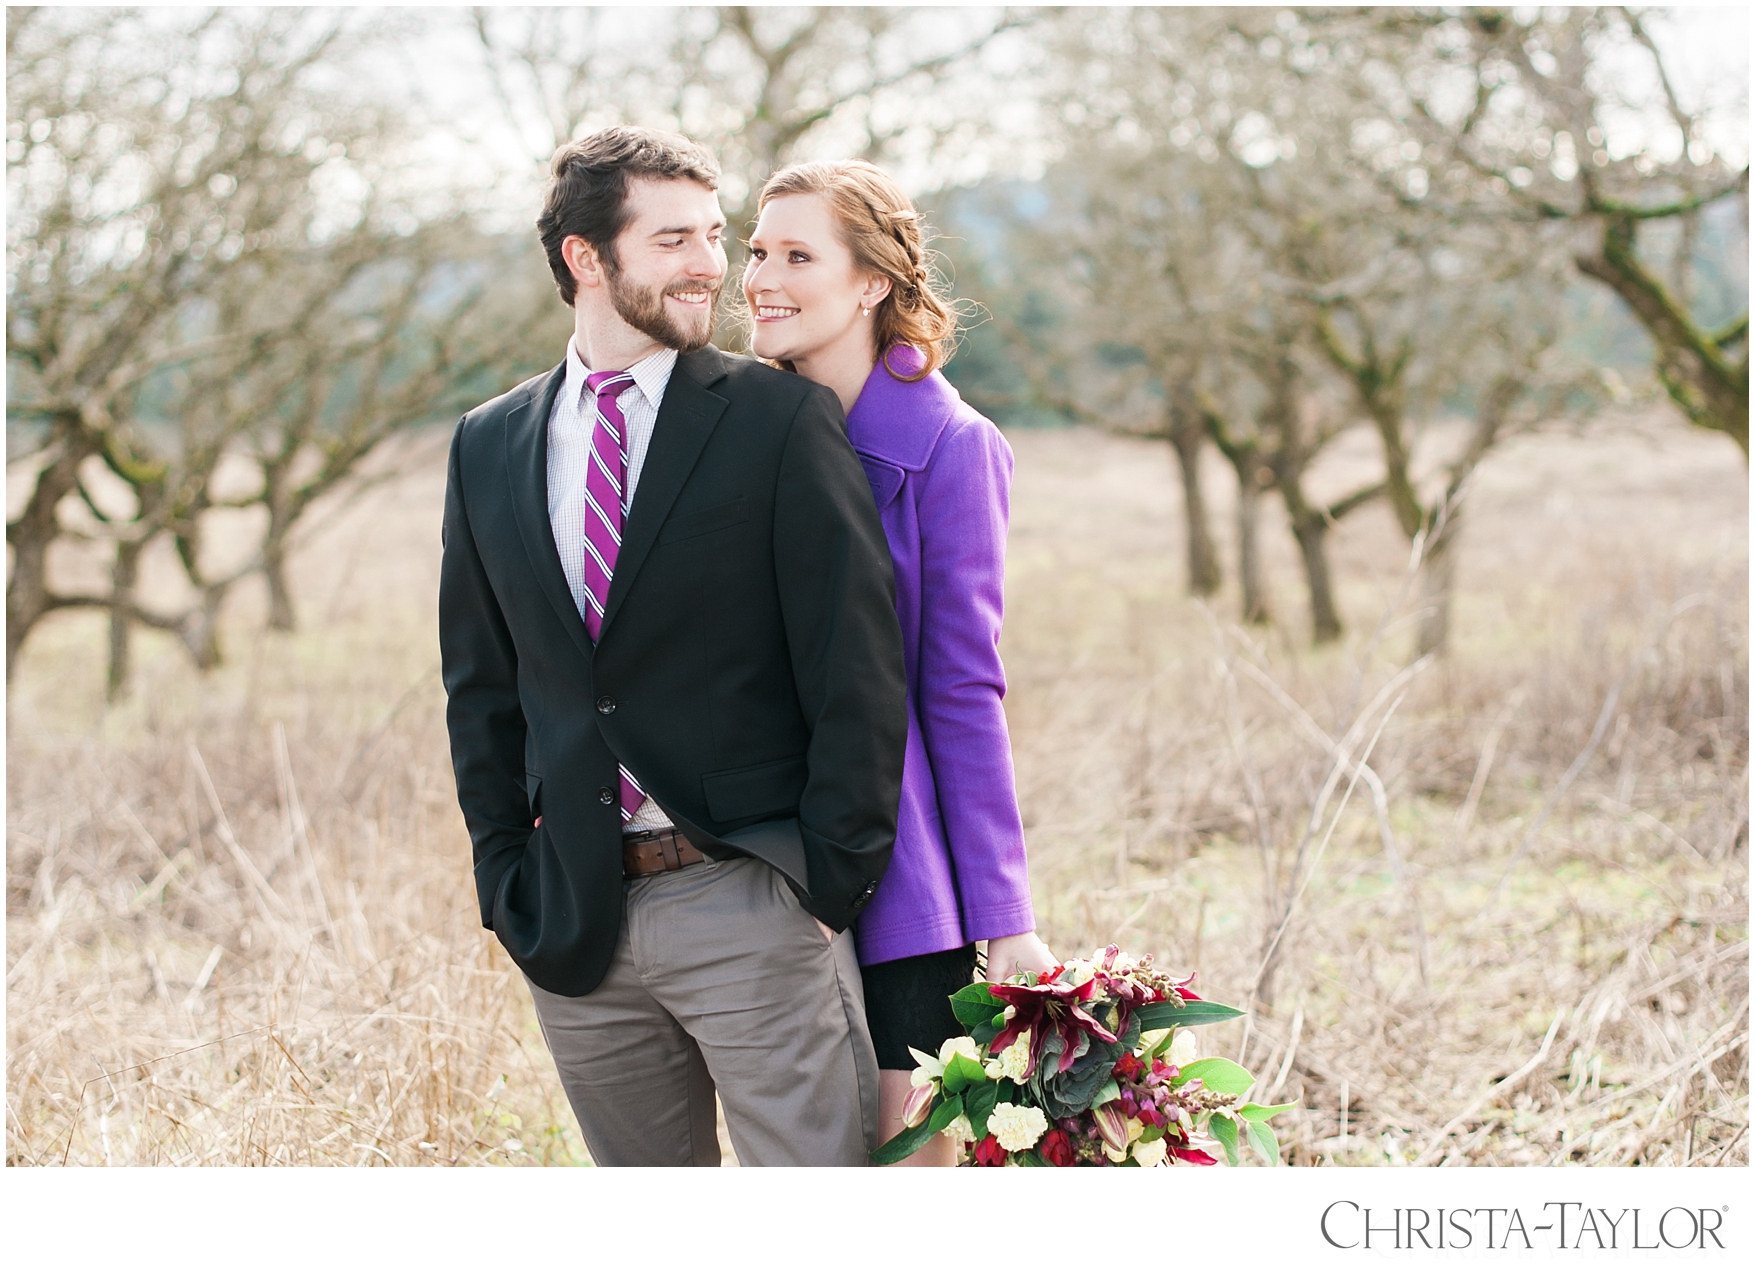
440, 345, 908, 996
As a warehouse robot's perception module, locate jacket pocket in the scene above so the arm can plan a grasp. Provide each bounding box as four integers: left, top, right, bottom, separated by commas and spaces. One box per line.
701, 753, 807, 822
658, 496, 748, 545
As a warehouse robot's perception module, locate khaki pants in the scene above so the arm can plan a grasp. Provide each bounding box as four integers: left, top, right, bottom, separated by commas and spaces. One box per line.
524, 855, 879, 1166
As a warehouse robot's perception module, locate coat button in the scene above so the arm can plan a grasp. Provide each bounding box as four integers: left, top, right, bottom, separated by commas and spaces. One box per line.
599, 787, 615, 805
596, 696, 616, 714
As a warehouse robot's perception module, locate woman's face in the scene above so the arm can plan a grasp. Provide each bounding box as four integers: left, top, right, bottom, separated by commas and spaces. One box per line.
743, 193, 889, 366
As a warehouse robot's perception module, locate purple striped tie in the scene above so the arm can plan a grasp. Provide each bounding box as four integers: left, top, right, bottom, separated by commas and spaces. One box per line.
581, 370, 647, 823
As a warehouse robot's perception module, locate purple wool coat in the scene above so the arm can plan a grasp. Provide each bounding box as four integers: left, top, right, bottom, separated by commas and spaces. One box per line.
845, 346, 1036, 966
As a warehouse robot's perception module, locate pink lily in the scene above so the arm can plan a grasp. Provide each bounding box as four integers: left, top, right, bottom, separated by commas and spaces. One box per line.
900, 1081, 935, 1129
1092, 1101, 1130, 1154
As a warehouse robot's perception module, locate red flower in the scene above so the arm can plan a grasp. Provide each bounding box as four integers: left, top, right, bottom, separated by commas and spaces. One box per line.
1038, 1129, 1076, 1167
973, 1135, 1009, 1167
1113, 1053, 1145, 1080
988, 974, 1120, 1079
1170, 1146, 1218, 1166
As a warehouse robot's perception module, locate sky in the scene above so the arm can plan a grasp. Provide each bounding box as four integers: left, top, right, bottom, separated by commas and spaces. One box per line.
374, 5, 1750, 225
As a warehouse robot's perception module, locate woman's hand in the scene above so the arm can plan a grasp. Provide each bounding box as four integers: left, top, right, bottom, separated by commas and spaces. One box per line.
984, 931, 1059, 982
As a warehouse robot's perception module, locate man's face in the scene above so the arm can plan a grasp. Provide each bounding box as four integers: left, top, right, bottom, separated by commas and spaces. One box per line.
601, 177, 728, 352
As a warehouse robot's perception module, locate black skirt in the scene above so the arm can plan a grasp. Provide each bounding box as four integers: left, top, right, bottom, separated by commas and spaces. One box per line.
861, 943, 981, 1071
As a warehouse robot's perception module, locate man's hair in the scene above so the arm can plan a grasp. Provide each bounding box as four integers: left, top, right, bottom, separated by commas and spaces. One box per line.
537, 126, 721, 306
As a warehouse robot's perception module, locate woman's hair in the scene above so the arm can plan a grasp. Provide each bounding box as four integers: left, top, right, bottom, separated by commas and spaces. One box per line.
753, 160, 958, 382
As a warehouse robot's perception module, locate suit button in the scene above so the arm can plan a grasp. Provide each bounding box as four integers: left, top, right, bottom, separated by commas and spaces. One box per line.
596, 696, 616, 715
599, 787, 615, 805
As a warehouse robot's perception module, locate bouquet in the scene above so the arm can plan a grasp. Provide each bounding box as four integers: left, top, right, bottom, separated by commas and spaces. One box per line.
872, 945, 1292, 1166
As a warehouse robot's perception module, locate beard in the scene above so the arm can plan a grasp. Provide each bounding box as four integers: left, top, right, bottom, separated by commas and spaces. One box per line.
606, 265, 722, 353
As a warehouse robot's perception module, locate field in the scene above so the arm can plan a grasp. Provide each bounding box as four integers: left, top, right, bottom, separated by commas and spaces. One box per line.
5, 410, 1747, 1166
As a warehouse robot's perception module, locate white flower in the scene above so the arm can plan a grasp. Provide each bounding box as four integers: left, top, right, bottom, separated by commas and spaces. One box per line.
1169, 1029, 1199, 1067
906, 1045, 944, 1087
940, 1114, 975, 1144
908, 1035, 980, 1087
1103, 1141, 1129, 1164
988, 1102, 1049, 1152
1131, 1137, 1168, 1168
940, 1035, 982, 1065
984, 1031, 1033, 1082
1139, 1027, 1171, 1054
1058, 959, 1097, 988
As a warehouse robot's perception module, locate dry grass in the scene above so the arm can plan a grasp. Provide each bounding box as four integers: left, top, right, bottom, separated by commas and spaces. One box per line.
7, 412, 1748, 1166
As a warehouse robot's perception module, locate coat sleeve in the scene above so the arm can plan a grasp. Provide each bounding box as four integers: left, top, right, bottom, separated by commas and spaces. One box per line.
914, 413, 1037, 941
772, 383, 909, 931
438, 417, 533, 929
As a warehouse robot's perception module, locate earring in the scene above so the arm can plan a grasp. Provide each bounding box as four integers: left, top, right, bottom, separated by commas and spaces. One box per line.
861, 307, 870, 317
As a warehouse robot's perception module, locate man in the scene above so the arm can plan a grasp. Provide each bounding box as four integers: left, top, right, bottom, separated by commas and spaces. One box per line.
439, 126, 907, 1166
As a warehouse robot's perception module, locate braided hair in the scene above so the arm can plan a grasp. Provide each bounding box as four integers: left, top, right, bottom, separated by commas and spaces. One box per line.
753, 160, 959, 382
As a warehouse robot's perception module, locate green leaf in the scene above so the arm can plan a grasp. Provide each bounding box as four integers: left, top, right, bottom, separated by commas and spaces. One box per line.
1236, 1101, 1297, 1123
1139, 1027, 1176, 1061
970, 1019, 1001, 1047
925, 1092, 965, 1136
941, 1051, 988, 1094
1091, 1077, 1121, 1108
1248, 1119, 1280, 1166
870, 1117, 937, 1165
1172, 1057, 1255, 1096
965, 1081, 1001, 1142
1209, 1114, 1240, 1167
1134, 1000, 1246, 1031
949, 982, 1003, 1028
1011, 1148, 1047, 1166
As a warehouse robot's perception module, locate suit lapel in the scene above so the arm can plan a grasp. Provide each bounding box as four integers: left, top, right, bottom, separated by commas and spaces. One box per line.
599, 346, 730, 639
505, 363, 597, 662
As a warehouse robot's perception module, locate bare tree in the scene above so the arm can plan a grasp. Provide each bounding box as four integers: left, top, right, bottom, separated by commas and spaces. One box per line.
7, 8, 554, 693
469, 6, 1041, 244
998, 10, 1390, 640
1385, 7, 1748, 456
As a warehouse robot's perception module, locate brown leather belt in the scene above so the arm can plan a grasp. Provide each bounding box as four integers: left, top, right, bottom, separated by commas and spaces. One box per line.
622, 826, 708, 878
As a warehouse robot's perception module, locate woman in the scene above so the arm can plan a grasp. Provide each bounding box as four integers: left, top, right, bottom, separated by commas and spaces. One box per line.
743, 161, 1057, 1166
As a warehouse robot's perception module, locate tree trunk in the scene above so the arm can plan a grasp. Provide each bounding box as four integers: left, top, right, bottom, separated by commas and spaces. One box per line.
1237, 465, 1272, 625
1275, 454, 1341, 643
6, 428, 90, 680
264, 538, 296, 632
1414, 522, 1459, 658
1259, 357, 1340, 644
1167, 410, 1222, 597
1278, 470, 1342, 644
259, 460, 298, 632
1289, 511, 1341, 644
106, 539, 144, 701
179, 584, 228, 671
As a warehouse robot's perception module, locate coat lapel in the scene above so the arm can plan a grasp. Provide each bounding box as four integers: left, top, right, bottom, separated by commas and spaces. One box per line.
599, 345, 730, 639
505, 363, 596, 662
